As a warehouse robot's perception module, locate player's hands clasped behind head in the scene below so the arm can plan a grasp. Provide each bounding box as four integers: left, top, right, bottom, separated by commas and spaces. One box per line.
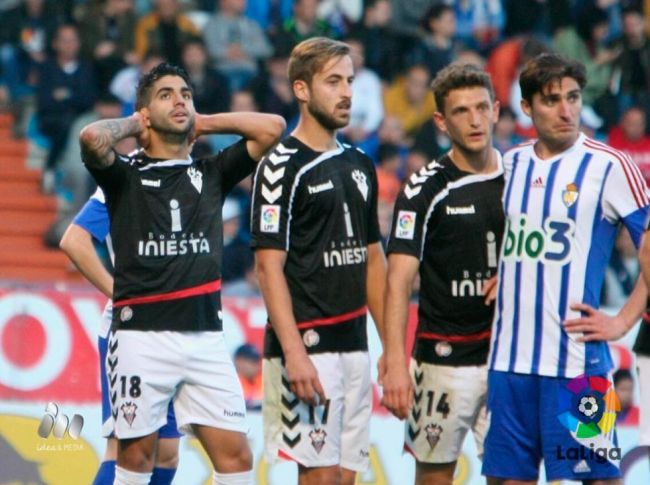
284, 351, 327, 407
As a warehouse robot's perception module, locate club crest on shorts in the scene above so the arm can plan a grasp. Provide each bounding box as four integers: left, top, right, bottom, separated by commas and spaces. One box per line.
435, 341, 452, 357
303, 329, 320, 348
120, 306, 133, 322
425, 423, 443, 450
351, 169, 368, 201
309, 428, 327, 453
121, 402, 137, 427
562, 182, 579, 208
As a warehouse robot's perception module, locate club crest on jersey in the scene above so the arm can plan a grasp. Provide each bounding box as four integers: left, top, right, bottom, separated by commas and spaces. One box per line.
425, 424, 443, 450
309, 428, 327, 453
120, 306, 133, 322
351, 170, 368, 201
260, 204, 280, 233
187, 167, 203, 193
303, 329, 320, 347
121, 402, 137, 427
562, 183, 579, 207
395, 211, 416, 240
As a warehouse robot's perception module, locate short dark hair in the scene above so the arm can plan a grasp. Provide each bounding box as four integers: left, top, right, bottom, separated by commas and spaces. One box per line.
421, 4, 454, 33
288, 37, 350, 86
135, 62, 192, 110
519, 53, 586, 104
430, 63, 495, 113
613, 368, 633, 385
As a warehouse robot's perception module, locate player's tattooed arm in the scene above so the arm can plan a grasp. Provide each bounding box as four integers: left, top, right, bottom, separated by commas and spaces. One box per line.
80, 113, 147, 169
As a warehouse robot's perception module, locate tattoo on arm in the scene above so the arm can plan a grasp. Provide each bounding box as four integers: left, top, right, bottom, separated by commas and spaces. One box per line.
81, 117, 142, 169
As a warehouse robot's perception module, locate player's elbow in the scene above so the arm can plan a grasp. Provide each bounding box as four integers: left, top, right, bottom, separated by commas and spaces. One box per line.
640, 235, 650, 272
260, 115, 286, 148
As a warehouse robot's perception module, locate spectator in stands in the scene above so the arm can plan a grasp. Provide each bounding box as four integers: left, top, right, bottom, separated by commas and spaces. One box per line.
209, 89, 259, 153
389, 0, 438, 37
353, 0, 402, 82
383, 64, 436, 137
612, 7, 650, 119
203, 0, 273, 91
502, 0, 566, 38
406, 4, 457, 80
609, 105, 650, 185
79, 0, 138, 93
273, 0, 337, 54
233, 343, 263, 410
453, 0, 504, 53
613, 368, 640, 426
0, 0, 64, 137
222, 197, 254, 283
109, 51, 166, 113
493, 105, 522, 154
244, 0, 293, 34
248, 50, 298, 122
316, 0, 364, 36
181, 38, 231, 114
37, 23, 97, 194
375, 115, 411, 164
340, 38, 383, 150
134, 0, 199, 65
553, 6, 620, 111
375, 143, 402, 205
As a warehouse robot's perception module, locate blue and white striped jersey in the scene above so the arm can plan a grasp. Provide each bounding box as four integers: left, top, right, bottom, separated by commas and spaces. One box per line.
488, 133, 650, 378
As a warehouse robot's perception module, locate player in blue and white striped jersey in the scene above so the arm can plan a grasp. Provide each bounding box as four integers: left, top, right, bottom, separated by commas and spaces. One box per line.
483, 53, 650, 483
60, 187, 180, 485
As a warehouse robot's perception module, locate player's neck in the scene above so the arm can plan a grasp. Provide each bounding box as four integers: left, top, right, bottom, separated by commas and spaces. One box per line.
144, 132, 191, 160
533, 135, 578, 160
292, 116, 339, 152
449, 145, 496, 174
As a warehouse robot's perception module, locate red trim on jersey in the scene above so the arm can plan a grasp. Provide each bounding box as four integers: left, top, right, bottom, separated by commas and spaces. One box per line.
584, 139, 649, 208
113, 279, 222, 307
416, 328, 491, 343
295, 306, 368, 330
643, 312, 650, 323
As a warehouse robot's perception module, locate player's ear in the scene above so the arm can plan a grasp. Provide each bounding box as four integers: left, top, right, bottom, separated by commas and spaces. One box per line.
433, 111, 447, 134
140, 107, 151, 127
293, 80, 309, 103
521, 98, 532, 119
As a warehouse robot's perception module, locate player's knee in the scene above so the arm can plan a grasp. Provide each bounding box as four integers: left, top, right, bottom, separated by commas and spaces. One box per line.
154, 438, 180, 469
117, 440, 156, 472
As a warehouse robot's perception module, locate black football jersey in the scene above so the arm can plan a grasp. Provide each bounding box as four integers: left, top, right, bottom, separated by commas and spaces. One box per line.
85, 139, 255, 332
387, 153, 505, 366
250, 137, 381, 357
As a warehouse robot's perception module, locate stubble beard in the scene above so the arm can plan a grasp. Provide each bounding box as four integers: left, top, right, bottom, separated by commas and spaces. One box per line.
307, 98, 349, 131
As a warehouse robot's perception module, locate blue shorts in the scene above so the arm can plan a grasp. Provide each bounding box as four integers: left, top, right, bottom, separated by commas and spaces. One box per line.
482, 371, 621, 481
99, 336, 180, 439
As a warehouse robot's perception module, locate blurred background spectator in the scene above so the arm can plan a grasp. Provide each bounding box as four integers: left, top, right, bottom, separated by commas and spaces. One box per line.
233, 343, 263, 410
37, 23, 97, 193
203, 0, 273, 90
613, 368, 640, 427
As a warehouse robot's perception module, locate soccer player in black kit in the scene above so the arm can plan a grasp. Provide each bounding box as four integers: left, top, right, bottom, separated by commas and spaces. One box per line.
250, 38, 386, 485
79, 63, 285, 485
381, 64, 504, 485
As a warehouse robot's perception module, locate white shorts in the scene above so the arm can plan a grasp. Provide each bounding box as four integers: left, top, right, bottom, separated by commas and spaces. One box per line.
405, 360, 487, 464
637, 356, 650, 445
263, 351, 371, 471
107, 330, 248, 439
